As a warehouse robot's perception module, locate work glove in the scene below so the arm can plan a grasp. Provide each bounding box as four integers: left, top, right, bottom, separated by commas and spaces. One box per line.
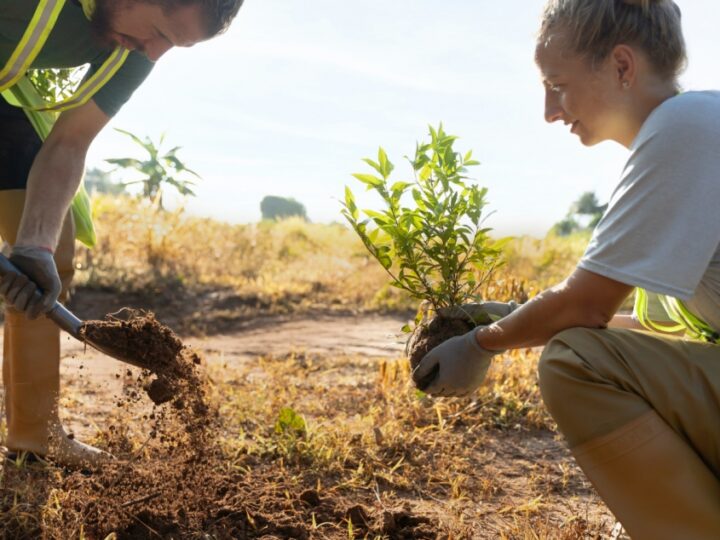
0, 246, 61, 319
437, 300, 519, 324
412, 301, 519, 397
412, 329, 500, 397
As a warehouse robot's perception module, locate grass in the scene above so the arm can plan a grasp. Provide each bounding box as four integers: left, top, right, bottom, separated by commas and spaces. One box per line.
74, 194, 582, 314
75, 195, 409, 313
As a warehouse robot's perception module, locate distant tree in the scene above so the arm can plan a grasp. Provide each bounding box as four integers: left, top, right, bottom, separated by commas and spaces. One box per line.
572, 191, 607, 229
553, 191, 607, 236
553, 216, 580, 237
260, 196, 307, 221
106, 129, 200, 210
84, 167, 126, 195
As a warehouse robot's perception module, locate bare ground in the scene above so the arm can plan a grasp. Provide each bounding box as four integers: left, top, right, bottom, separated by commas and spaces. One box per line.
0, 311, 620, 538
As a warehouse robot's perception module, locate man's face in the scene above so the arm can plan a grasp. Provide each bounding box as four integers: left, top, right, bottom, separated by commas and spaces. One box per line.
535, 34, 624, 147
92, 1, 210, 62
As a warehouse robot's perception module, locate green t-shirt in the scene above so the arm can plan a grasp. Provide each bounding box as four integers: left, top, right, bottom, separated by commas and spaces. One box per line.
0, 0, 154, 116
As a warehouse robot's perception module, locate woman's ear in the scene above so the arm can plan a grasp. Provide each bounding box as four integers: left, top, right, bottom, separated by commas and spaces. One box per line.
610, 45, 637, 88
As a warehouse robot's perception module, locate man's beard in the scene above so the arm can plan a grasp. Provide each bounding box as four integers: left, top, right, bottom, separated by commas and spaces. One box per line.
88, 0, 123, 48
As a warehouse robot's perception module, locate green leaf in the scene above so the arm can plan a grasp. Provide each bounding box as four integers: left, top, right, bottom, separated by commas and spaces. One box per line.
352, 173, 384, 189
391, 181, 411, 194
275, 407, 307, 436
378, 147, 395, 178
362, 157, 383, 176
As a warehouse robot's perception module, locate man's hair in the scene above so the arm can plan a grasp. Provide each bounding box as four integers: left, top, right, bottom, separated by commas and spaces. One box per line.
538, 0, 686, 83
149, 0, 244, 36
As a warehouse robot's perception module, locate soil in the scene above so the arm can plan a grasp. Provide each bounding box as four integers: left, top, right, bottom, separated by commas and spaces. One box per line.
406, 314, 476, 369
0, 308, 617, 539
80, 310, 205, 408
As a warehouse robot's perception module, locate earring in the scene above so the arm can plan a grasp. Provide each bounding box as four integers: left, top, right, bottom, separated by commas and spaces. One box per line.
622, 81, 630, 89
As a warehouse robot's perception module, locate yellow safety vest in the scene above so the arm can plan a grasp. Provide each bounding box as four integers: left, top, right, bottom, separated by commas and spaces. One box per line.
0, 0, 130, 112
634, 288, 720, 344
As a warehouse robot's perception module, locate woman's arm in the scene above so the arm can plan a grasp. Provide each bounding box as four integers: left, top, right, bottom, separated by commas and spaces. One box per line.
608, 313, 644, 330
476, 268, 635, 350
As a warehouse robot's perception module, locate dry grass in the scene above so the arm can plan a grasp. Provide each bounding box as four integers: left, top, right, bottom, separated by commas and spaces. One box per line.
1, 347, 615, 538
75, 195, 409, 313
74, 195, 584, 314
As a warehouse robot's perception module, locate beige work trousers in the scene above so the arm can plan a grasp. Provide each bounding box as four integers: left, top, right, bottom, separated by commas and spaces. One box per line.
538, 327, 720, 477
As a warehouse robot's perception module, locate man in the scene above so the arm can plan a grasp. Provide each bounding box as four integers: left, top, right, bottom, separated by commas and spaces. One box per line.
0, 0, 243, 468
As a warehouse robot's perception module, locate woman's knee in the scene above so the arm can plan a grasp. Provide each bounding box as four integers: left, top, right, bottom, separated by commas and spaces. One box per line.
538, 328, 599, 418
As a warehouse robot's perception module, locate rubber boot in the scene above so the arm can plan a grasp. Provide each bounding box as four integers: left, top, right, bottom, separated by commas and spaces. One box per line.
3, 309, 112, 469
1, 190, 111, 469
572, 410, 720, 540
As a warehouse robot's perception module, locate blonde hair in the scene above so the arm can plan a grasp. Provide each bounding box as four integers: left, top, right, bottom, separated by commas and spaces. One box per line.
539, 0, 686, 81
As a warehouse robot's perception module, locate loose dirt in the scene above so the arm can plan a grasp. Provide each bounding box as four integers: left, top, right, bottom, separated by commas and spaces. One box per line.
0, 313, 617, 539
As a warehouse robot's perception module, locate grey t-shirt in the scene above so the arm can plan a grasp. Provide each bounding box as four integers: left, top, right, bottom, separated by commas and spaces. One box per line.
578, 91, 720, 332
0, 0, 153, 117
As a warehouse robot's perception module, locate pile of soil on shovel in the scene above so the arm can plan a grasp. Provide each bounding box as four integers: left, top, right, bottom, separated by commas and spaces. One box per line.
79, 309, 204, 408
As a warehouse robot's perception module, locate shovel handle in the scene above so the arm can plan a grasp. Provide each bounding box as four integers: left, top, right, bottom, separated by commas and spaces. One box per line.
0, 252, 83, 338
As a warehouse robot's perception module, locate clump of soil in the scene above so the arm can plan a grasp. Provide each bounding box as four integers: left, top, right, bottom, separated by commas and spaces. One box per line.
79, 309, 203, 408
406, 314, 476, 369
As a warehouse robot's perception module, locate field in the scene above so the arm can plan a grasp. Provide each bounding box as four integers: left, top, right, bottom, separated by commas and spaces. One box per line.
0, 196, 621, 539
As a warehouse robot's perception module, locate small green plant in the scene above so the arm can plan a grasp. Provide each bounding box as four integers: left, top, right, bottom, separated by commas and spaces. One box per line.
274, 406, 307, 437
106, 129, 200, 210
341, 124, 504, 313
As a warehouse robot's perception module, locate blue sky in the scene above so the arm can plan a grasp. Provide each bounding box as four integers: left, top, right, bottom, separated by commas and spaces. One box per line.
86, 0, 720, 237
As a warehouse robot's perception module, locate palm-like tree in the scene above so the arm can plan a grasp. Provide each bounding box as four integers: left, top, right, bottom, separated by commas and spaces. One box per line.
106, 129, 201, 210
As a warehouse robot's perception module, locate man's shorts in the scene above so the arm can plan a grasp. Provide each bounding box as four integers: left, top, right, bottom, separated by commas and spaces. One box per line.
0, 97, 42, 190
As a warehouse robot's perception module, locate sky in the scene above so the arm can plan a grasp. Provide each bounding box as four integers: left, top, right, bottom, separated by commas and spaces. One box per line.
85, 0, 720, 238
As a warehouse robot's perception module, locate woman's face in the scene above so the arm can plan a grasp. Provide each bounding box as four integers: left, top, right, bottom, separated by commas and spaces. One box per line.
535, 34, 626, 147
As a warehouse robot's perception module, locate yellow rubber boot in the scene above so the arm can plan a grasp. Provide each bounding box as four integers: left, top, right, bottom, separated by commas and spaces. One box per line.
1, 190, 111, 469
572, 410, 720, 540
4, 309, 112, 468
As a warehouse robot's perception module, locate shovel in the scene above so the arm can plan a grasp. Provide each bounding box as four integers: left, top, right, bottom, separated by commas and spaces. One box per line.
0, 253, 148, 370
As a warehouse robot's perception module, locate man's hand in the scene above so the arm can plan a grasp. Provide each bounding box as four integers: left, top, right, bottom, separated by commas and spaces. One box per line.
0, 246, 61, 318
412, 329, 500, 397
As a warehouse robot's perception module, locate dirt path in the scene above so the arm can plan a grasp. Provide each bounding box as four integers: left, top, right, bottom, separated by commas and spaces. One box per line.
0, 313, 410, 437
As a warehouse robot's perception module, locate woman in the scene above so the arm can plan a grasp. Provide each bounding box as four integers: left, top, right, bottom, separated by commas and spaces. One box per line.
412, 0, 720, 537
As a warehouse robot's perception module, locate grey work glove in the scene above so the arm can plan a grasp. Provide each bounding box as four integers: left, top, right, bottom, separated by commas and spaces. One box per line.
412, 300, 519, 397
437, 300, 519, 324
412, 329, 500, 397
0, 246, 61, 319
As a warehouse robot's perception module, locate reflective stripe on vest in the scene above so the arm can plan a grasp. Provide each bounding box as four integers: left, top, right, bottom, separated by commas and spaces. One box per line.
634, 288, 720, 344
0, 0, 129, 112
0, 0, 66, 90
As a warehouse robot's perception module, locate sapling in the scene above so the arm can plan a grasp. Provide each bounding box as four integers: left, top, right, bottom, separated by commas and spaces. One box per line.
341, 125, 506, 368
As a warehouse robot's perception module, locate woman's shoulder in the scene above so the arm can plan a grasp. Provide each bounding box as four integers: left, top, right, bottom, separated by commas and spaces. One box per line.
635, 90, 720, 148
648, 91, 720, 126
